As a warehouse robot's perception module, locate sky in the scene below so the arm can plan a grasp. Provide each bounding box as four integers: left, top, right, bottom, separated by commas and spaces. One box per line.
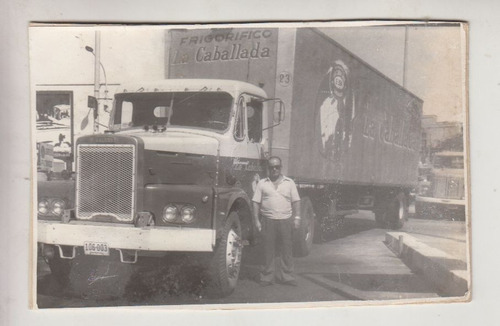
31, 23, 466, 122
30, 26, 166, 85
323, 24, 466, 122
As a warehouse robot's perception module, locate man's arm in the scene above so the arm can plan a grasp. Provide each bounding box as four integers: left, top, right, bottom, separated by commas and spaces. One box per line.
252, 201, 262, 232
292, 200, 301, 229
292, 200, 301, 217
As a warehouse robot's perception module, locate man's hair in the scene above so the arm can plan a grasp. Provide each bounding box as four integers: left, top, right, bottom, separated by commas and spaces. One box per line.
268, 156, 282, 166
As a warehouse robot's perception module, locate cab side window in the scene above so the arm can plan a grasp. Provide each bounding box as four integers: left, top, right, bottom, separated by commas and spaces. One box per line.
247, 99, 262, 143
234, 97, 245, 141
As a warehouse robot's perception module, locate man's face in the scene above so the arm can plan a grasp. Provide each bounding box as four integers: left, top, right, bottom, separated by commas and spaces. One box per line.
268, 159, 282, 179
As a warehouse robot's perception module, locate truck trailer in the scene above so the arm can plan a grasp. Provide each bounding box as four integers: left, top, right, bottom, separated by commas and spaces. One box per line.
167, 27, 422, 240
37, 27, 422, 297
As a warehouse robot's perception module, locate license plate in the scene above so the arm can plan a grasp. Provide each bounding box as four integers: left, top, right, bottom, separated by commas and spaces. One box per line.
84, 241, 110, 256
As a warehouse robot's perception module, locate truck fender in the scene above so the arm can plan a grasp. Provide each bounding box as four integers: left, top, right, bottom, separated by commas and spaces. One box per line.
217, 188, 253, 241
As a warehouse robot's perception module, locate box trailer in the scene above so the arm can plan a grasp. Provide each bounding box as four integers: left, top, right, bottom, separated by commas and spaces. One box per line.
168, 27, 422, 238
37, 26, 422, 297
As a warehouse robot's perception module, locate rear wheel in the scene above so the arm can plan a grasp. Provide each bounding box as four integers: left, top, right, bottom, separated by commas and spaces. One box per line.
293, 197, 315, 257
313, 197, 341, 243
375, 192, 407, 230
209, 211, 243, 297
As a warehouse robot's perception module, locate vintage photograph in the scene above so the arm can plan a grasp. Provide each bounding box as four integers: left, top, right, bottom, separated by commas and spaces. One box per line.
31, 21, 469, 308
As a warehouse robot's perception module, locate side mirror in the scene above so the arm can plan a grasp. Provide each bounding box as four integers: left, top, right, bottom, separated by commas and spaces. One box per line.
262, 98, 285, 131
87, 96, 99, 119
87, 96, 98, 110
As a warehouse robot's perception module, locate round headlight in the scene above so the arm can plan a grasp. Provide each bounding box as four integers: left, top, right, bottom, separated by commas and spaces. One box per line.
38, 200, 49, 215
51, 199, 66, 216
162, 205, 178, 222
181, 205, 196, 223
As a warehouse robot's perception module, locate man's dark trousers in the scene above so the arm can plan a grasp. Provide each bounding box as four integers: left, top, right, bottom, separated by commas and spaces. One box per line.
260, 217, 295, 283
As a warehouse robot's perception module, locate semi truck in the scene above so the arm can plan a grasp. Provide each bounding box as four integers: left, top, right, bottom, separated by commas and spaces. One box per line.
37, 27, 422, 297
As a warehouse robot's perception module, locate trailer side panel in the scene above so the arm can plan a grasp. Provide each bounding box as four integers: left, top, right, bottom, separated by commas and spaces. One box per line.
286, 28, 422, 187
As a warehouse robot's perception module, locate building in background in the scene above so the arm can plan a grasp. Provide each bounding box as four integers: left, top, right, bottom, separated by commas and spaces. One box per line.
31, 27, 165, 179
420, 115, 463, 164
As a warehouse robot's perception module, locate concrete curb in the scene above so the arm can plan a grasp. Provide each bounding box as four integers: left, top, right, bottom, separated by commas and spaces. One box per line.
385, 232, 469, 298
301, 273, 439, 301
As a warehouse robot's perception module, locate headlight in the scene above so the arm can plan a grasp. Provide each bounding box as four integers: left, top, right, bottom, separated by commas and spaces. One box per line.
181, 205, 196, 223
38, 200, 49, 215
419, 186, 430, 196
162, 205, 178, 222
51, 199, 66, 216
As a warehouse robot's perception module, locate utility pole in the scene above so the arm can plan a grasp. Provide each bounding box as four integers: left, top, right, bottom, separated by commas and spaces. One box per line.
93, 31, 101, 133
403, 26, 409, 89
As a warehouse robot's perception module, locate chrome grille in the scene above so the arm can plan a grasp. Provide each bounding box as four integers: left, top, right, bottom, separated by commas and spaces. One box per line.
433, 175, 465, 200
76, 144, 136, 221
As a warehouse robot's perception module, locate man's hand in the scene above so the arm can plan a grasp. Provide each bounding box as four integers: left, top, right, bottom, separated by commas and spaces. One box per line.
293, 217, 301, 229
255, 220, 262, 232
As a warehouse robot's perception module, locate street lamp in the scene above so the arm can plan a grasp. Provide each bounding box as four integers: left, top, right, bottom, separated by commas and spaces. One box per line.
85, 45, 109, 101
84, 31, 111, 132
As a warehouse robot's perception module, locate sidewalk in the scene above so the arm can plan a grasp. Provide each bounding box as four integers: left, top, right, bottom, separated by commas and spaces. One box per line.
385, 218, 470, 298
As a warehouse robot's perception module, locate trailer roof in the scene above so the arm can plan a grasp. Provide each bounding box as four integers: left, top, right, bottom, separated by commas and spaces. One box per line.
116, 79, 268, 98
311, 28, 424, 104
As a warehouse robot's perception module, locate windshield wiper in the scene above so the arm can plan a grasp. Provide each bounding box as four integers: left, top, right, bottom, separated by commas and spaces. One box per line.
176, 86, 208, 105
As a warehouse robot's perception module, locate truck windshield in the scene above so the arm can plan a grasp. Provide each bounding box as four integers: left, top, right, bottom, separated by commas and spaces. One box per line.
433, 155, 464, 169
113, 92, 233, 132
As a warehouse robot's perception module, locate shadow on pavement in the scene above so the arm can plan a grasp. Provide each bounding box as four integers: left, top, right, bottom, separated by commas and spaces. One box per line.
37, 253, 216, 308
319, 214, 378, 243
320, 272, 437, 293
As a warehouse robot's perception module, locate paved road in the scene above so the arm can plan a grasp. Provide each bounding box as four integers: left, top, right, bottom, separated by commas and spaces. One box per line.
36, 211, 441, 308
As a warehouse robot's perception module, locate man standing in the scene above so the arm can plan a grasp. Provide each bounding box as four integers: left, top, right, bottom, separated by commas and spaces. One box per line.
252, 156, 301, 286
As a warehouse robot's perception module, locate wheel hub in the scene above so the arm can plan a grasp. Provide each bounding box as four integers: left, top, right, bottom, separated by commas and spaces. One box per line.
226, 228, 242, 283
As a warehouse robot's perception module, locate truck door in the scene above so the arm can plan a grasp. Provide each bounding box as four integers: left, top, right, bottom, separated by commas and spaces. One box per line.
246, 97, 268, 160
229, 95, 267, 197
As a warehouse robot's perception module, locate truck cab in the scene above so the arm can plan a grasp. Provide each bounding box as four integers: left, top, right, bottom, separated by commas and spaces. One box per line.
37, 79, 281, 296
415, 151, 466, 220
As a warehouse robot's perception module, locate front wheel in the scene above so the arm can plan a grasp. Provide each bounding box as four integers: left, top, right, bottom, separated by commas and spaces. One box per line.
209, 211, 243, 297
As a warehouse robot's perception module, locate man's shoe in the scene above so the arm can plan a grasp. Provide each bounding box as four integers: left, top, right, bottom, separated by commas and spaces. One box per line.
259, 281, 273, 287
281, 280, 298, 286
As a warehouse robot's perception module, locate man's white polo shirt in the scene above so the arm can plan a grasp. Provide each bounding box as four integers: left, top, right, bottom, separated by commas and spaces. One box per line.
252, 176, 301, 220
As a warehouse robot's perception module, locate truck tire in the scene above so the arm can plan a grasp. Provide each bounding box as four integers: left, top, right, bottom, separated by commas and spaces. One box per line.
293, 197, 315, 257
313, 216, 326, 243
312, 197, 339, 243
375, 193, 407, 230
209, 211, 243, 297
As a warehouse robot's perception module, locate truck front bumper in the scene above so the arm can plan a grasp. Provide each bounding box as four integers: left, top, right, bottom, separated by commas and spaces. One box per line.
415, 196, 466, 206
38, 220, 215, 252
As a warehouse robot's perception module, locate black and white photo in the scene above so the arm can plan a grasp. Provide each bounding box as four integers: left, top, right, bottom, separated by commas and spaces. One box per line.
31, 21, 469, 308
